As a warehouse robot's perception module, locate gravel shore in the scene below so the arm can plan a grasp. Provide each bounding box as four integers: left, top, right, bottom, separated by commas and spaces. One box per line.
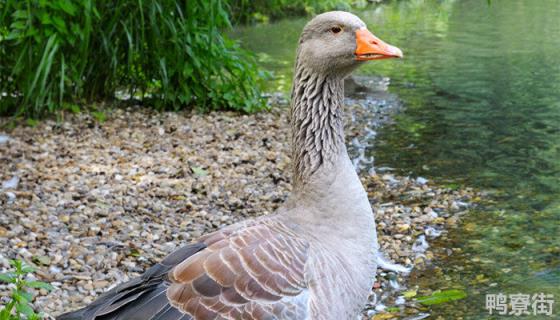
1, 83, 480, 318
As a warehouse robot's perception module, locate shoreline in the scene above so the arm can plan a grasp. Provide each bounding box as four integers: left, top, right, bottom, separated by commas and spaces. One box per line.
0, 77, 480, 318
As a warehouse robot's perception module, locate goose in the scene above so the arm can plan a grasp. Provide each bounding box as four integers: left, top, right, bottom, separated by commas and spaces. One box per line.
58, 11, 402, 320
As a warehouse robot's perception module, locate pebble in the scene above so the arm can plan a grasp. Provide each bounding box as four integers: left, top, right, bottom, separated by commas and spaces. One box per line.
2, 176, 19, 189
0, 134, 9, 144
5, 191, 16, 202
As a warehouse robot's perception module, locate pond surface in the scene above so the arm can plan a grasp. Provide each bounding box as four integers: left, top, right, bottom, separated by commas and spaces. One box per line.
234, 0, 560, 318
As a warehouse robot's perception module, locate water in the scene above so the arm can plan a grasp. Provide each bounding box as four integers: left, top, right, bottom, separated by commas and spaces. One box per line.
234, 0, 560, 318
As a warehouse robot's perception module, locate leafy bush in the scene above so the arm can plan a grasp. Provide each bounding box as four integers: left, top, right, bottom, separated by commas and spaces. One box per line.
0, 260, 53, 320
0, 0, 268, 118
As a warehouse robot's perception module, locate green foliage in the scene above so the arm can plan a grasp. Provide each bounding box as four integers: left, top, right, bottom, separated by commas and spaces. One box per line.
91, 111, 106, 123
415, 289, 467, 306
0, 260, 53, 320
0, 0, 268, 118
385, 306, 401, 313
229, 0, 368, 24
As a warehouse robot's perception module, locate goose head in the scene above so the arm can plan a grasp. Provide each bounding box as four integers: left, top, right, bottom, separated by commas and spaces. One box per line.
296, 11, 403, 77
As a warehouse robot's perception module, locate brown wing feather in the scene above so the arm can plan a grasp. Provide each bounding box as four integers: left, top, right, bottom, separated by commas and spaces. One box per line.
167, 219, 310, 319
58, 219, 310, 320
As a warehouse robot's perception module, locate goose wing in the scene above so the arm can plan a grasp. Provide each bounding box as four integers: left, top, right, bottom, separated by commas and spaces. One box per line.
58, 219, 310, 320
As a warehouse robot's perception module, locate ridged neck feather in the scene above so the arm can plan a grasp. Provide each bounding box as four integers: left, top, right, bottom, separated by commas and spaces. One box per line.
290, 63, 345, 188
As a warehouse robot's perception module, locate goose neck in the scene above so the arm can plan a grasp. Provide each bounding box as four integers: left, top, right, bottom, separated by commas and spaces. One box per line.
290, 67, 346, 190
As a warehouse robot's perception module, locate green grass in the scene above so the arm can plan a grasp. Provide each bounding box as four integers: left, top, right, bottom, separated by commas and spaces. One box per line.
0, 0, 268, 118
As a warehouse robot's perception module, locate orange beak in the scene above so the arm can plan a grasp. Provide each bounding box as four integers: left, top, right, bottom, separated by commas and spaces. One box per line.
355, 28, 403, 60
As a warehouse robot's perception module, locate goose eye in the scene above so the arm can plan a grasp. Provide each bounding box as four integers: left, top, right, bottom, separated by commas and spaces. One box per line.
330, 26, 342, 34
